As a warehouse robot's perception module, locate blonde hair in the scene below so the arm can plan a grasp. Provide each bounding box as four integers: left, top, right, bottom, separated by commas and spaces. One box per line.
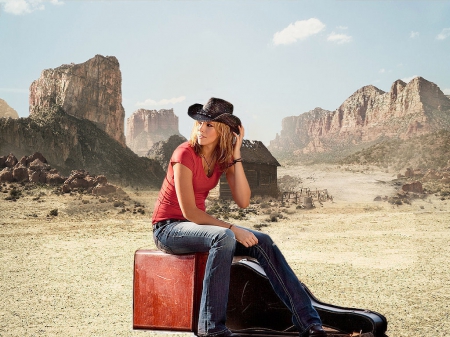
189, 121, 234, 171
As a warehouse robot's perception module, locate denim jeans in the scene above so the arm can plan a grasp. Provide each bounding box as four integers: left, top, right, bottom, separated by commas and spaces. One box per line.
153, 221, 322, 336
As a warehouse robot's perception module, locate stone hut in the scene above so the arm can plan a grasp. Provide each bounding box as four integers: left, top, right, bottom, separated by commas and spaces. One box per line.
219, 140, 280, 199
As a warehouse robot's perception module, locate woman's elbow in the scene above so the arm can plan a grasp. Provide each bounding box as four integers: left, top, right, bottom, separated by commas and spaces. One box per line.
236, 198, 250, 209
180, 207, 197, 221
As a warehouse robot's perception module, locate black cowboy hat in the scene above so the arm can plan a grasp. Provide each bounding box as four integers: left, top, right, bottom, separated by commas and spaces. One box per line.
188, 97, 241, 135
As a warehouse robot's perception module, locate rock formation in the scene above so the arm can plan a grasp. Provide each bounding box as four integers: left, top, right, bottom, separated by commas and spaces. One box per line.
269, 77, 450, 157
0, 152, 125, 196
29, 54, 126, 146
126, 108, 181, 156
0, 98, 19, 119
0, 106, 165, 187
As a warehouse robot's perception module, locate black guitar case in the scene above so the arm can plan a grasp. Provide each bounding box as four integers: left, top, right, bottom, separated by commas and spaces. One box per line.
226, 258, 388, 337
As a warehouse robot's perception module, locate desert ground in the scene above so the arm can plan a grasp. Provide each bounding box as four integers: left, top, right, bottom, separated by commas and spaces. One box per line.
1, 164, 449, 337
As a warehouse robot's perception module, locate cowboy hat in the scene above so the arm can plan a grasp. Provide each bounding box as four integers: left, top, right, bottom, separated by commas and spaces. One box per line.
188, 97, 241, 135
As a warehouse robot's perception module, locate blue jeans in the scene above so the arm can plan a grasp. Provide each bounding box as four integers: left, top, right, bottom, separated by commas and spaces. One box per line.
153, 221, 322, 336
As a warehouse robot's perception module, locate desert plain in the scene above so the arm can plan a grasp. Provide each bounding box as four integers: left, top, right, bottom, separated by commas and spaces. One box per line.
1, 164, 449, 337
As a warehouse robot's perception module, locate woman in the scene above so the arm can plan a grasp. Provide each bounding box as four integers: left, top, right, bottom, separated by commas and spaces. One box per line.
152, 97, 327, 337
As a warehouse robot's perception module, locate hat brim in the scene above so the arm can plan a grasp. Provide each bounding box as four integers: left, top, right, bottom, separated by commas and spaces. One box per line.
188, 104, 241, 135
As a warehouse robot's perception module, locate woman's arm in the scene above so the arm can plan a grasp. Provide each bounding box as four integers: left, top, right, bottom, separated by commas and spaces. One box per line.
173, 161, 257, 247
226, 125, 251, 208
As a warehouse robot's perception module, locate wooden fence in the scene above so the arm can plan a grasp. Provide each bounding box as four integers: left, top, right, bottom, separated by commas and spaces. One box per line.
279, 188, 332, 205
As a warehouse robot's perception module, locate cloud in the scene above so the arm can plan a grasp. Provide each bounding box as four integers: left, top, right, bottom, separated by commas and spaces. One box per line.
0, 0, 63, 15
379, 69, 386, 74
443, 88, 450, 95
327, 32, 352, 44
401, 75, 418, 83
272, 18, 325, 46
410, 31, 419, 39
436, 28, 450, 40
136, 96, 186, 107
337, 26, 348, 30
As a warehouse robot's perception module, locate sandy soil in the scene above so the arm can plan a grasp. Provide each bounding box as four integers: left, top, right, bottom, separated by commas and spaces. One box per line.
1, 164, 449, 337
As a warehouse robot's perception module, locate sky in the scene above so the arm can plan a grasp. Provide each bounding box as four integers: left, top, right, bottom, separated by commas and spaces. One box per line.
1, 0, 450, 145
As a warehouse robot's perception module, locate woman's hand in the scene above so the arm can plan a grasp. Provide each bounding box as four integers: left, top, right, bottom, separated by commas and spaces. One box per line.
233, 125, 245, 159
231, 226, 258, 247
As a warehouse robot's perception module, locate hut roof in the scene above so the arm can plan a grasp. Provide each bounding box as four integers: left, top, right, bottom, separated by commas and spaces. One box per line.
241, 140, 280, 166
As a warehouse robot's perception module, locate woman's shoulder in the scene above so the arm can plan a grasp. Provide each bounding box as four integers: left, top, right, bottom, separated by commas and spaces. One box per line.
172, 142, 197, 162
174, 141, 193, 154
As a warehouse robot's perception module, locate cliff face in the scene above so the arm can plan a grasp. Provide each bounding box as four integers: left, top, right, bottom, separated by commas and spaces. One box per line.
29, 55, 126, 146
0, 107, 165, 188
269, 77, 450, 156
0, 98, 19, 119
126, 108, 180, 156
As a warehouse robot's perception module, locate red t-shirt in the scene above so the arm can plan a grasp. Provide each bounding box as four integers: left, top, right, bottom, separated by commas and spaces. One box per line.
152, 142, 222, 224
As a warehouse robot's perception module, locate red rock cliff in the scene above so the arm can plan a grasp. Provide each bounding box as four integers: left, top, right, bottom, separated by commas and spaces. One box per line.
29, 55, 126, 146
269, 77, 450, 155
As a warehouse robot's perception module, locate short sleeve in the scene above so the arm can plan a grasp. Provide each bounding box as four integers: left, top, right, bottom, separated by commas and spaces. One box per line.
171, 143, 196, 172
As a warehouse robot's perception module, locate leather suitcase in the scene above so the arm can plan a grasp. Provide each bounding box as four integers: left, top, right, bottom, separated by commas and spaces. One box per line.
133, 250, 208, 332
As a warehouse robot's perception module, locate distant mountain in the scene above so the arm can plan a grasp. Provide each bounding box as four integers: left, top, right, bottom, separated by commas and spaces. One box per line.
269, 77, 450, 163
0, 98, 19, 119
126, 108, 182, 156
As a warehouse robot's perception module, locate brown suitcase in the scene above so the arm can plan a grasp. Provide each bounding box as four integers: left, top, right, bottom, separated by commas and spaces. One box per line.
133, 250, 208, 332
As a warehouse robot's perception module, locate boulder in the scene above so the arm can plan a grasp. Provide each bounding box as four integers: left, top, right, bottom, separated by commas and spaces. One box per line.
402, 181, 423, 193
27, 152, 48, 165
46, 172, 65, 185
424, 169, 441, 180
92, 183, 117, 195
29, 170, 47, 183
93, 175, 107, 186
18, 156, 28, 166
29, 159, 50, 171
0, 168, 13, 182
404, 168, 414, 177
5, 154, 18, 168
12, 166, 29, 182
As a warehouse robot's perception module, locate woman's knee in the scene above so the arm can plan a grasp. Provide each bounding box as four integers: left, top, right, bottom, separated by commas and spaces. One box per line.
255, 231, 274, 247
213, 228, 236, 250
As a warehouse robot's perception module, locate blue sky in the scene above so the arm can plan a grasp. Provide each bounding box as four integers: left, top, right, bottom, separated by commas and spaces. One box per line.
1, 0, 450, 145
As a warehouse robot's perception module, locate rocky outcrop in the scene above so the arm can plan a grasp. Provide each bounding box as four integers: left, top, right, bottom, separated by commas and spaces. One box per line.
126, 108, 181, 156
0, 152, 65, 184
0, 99, 19, 119
0, 107, 165, 187
0, 153, 125, 196
146, 134, 187, 170
269, 77, 450, 157
29, 54, 126, 146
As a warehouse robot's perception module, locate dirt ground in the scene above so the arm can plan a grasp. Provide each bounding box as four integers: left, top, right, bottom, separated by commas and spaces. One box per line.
1, 164, 449, 337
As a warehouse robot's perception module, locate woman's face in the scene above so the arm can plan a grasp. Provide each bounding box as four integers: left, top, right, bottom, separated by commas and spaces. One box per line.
196, 121, 219, 147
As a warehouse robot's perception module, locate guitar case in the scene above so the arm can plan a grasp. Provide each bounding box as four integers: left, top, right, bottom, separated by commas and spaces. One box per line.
226, 258, 388, 337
